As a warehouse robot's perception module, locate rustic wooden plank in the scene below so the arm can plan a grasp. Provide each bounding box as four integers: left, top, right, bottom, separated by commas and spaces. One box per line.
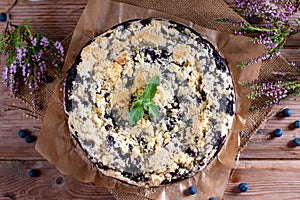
1, 160, 300, 199
224, 160, 300, 199
280, 49, 300, 65
0, 0, 87, 41
0, 0, 299, 199
241, 98, 300, 160
0, 160, 114, 199
0, 84, 43, 160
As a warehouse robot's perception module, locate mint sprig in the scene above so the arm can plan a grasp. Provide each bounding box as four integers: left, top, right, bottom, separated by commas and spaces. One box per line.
129, 76, 160, 125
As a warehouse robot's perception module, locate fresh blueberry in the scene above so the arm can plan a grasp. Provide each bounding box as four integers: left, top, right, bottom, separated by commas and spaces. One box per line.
294, 138, 300, 146
240, 131, 246, 138
283, 108, 292, 117
18, 129, 27, 138
294, 121, 300, 128
25, 135, 35, 143
43, 75, 52, 83
28, 169, 41, 177
273, 128, 283, 137
187, 185, 197, 195
209, 197, 217, 200
0, 13, 6, 22
238, 182, 248, 193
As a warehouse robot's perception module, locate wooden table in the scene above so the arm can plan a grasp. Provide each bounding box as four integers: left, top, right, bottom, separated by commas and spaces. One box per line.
1, 1, 300, 199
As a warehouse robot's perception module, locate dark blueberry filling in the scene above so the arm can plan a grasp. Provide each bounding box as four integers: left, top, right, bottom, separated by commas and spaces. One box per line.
225, 97, 235, 116
133, 173, 149, 182
106, 135, 115, 147
196, 96, 201, 104
140, 18, 152, 26
104, 93, 110, 102
95, 162, 109, 171
185, 147, 197, 156
128, 144, 134, 151
83, 139, 95, 147
105, 124, 112, 131
65, 18, 234, 185
104, 32, 111, 38
104, 112, 111, 119
213, 49, 227, 72
142, 48, 171, 63
201, 90, 207, 101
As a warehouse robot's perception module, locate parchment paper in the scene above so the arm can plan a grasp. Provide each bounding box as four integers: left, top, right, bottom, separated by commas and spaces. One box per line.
35, 0, 265, 199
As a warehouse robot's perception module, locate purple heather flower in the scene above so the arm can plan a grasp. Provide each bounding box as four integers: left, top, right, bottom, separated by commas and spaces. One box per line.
40, 37, 49, 48
54, 41, 64, 58
2, 66, 8, 83
32, 38, 37, 46
16, 47, 23, 61
10, 62, 17, 74
22, 64, 26, 77
37, 49, 43, 60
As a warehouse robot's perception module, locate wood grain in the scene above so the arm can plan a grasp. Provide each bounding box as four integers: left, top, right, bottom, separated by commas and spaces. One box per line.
0, 0, 87, 41
0, 0, 300, 199
224, 160, 300, 200
241, 98, 300, 160
0, 160, 114, 199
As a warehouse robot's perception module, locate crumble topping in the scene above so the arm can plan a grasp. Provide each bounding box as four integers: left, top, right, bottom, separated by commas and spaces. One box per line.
65, 18, 235, 187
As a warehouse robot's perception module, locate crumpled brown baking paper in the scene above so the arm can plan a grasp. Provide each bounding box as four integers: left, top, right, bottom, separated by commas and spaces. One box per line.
35, 0, 265, 199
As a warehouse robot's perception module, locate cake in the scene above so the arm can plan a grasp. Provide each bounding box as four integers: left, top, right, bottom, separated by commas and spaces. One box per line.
64, 18, 235, 187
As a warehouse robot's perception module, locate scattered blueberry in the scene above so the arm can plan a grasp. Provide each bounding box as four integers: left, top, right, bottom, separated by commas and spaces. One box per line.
187, 185, 197, 195
209, 197, 217, 200
294, 120, 300, 128
294, 138, 300, 146
283, 108, 292, 117
238, 182, 248, 193
18, 129, 27, 138
240, 131, 246, 138
0, 13, 6, 22
273, 128, 283, 137
28, 169, 41, 177
43, 75, 52, 83
25, 135, 35, 143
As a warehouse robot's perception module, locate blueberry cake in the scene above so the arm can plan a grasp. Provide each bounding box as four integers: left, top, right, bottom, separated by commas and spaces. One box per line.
64, 18, 235, 187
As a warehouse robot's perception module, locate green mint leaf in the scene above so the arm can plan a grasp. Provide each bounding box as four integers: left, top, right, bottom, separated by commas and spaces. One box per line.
129, 100, 144, 125
129, 76, 160, 125
146, 102, 159, 119
140, 76, 160, 100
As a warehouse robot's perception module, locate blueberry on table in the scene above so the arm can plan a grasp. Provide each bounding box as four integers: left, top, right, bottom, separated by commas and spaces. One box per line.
188, 185, 197, 195
240, 131, 246, 138
28, 169, 41, 177
18, 129, 27, 138
283, 108, 292, 117
25, 135, 35, 143
238, 182, 248, 193
273, 128, 283, 137
0, 13, 6, 22
294, 120, 300, 128
294, 138, 300, 146
209, 197, 217, 200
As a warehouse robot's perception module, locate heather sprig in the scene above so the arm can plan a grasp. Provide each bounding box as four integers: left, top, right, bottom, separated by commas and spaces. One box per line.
244, 69, 300, 108
217, 0, 300, 68
0, 20, 64, 108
